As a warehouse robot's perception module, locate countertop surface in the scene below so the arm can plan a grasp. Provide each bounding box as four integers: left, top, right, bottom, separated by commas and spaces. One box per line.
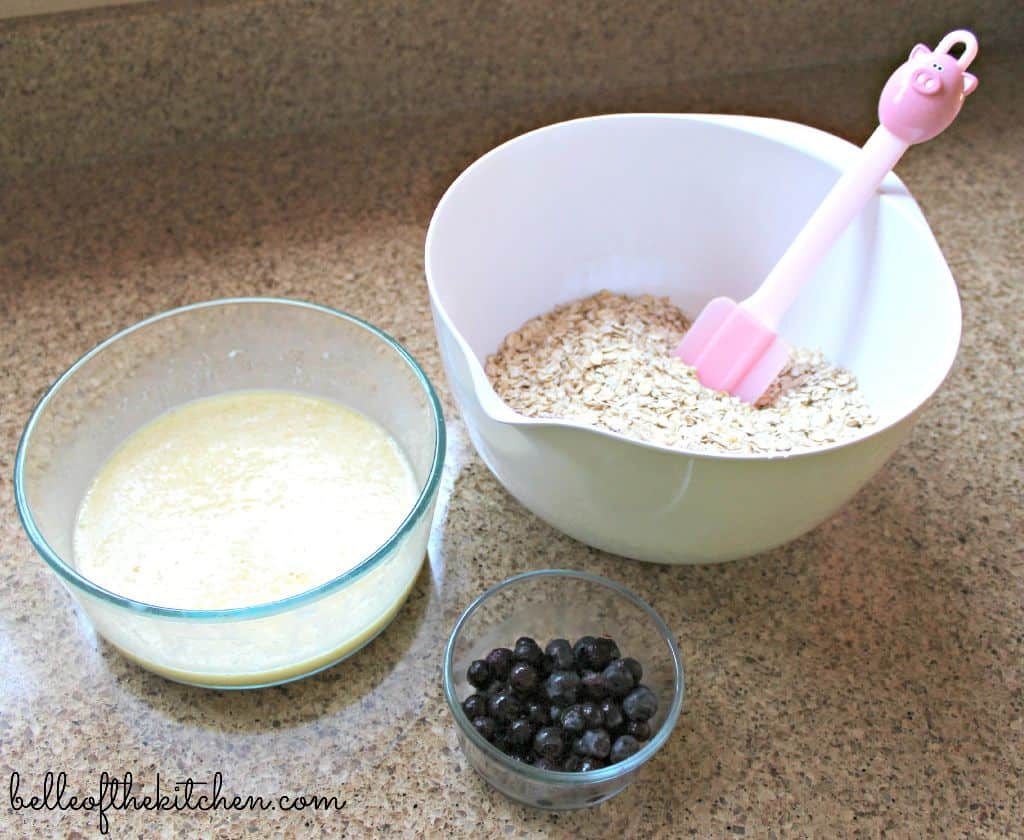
1, 54, 1021, 837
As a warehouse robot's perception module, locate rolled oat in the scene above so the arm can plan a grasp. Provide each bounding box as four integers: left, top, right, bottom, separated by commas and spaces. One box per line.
484, 291, 876, 455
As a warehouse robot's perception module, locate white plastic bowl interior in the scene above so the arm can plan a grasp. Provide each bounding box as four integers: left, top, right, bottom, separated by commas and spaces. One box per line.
425, 114, 960, 564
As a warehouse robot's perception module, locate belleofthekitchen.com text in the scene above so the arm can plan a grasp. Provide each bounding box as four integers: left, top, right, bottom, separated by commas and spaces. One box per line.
9, 770, 345, 834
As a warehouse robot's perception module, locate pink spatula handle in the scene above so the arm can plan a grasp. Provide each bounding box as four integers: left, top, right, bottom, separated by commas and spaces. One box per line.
743, 127, 908, 327
742, 29, 979, 330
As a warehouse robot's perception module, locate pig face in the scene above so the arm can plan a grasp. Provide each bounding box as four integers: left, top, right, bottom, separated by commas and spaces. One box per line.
879, 41, 979, 144
907, 43, 978, 97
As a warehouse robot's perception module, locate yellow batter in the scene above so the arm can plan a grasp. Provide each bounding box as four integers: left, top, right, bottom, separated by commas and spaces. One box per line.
73, 390, 418, 610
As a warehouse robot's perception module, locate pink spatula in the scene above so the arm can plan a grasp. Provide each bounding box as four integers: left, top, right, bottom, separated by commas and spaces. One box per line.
674, 30, 979, 404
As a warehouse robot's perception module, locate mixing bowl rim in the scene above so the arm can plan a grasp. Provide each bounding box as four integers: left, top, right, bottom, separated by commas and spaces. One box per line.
442, 568, 685, 786
424, 112, 962, 462
13, 296, 447, 622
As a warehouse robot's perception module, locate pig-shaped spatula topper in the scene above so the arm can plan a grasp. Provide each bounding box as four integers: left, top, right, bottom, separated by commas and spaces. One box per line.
674, 30, 979, 404
879, 30, 979, 143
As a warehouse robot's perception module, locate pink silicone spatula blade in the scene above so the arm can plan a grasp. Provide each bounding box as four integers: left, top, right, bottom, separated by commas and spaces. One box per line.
674, 296, 734, 364
676, 301, 791, 403
673, 29, 979, 404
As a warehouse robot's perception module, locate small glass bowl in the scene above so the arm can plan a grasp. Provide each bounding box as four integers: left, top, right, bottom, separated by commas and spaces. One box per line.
15, 298, 446, 688
442, 570, 684, 810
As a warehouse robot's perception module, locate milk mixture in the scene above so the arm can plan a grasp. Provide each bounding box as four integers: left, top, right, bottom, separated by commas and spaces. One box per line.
73, 391, 418, 610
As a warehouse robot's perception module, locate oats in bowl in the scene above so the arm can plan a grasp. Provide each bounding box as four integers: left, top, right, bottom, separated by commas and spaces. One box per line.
485, 291, 875, 455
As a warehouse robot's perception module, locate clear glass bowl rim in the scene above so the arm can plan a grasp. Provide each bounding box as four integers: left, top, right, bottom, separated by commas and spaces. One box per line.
442, 568, 685, 787
13, 297, 447, 623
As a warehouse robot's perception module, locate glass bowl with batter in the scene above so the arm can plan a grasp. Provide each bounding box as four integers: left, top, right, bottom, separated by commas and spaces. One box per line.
14, 298, 445, 688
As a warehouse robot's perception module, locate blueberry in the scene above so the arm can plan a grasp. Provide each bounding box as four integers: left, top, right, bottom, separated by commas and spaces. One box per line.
572, 636, 597, 667
545, 638, 575, 672
462, 693, 488, 720
579, 757, 606, 772
560, 705, 586, 736
513, 636, 543, 666
533, 756, 559, 771
509, 662, 539, 695
602, 659, 636, 697
484, 680, 505, 698
472, 716, 497, 741
579, 701, 604, 729
533, 726, 565, 760
600, 698, 625, 732
609, 735, 641, 764
485, 647, 513, 682
544, 670, 581, 705
488, 689, 521, 723
549, 705, 564, 725
622, 686, 658, 721
594, 637, 621, 669
581, 670, 609, 700
561, 754, 583, 772
575, 636, 617, 671
525, 700, 550, 726
508, 718, 535, 747
536, 654, 553, 679
626, 720, 651, 741
467, 659, 491, 689
574, 728, 611, 759
621, 657, 643, 683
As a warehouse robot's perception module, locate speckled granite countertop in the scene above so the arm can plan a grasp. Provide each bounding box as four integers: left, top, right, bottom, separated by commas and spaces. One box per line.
1, 52, 1021, 838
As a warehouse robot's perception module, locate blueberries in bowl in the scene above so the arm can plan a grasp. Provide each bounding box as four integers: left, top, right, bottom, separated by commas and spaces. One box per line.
461, 635, 658, 772
545, 670, 581, 705
544, 638, 575, 672
513, 636, 544, 667
580, 670, 608, 699
560, 705, 587, 736
462, 693, 488, 720
626, 719, 651, 741
574, 728, 611, 759
488, 689, 521, 723
509, 662, 540, 695
610, 734, 641, 763
467, 659, 491, 689
600, 697, 625, 732
578, 701, 604, 729
622, 686, 659, 721
485, 647, 513, 682
602, 659, 636, 697
533, 726, 565, 760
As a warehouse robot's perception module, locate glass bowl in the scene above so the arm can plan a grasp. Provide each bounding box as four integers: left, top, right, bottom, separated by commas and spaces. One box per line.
442, 570, 684, 809
14, 298, 446, 689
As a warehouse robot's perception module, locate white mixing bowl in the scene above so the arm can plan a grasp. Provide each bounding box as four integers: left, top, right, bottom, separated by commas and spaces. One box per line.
425, 114, 961, 563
